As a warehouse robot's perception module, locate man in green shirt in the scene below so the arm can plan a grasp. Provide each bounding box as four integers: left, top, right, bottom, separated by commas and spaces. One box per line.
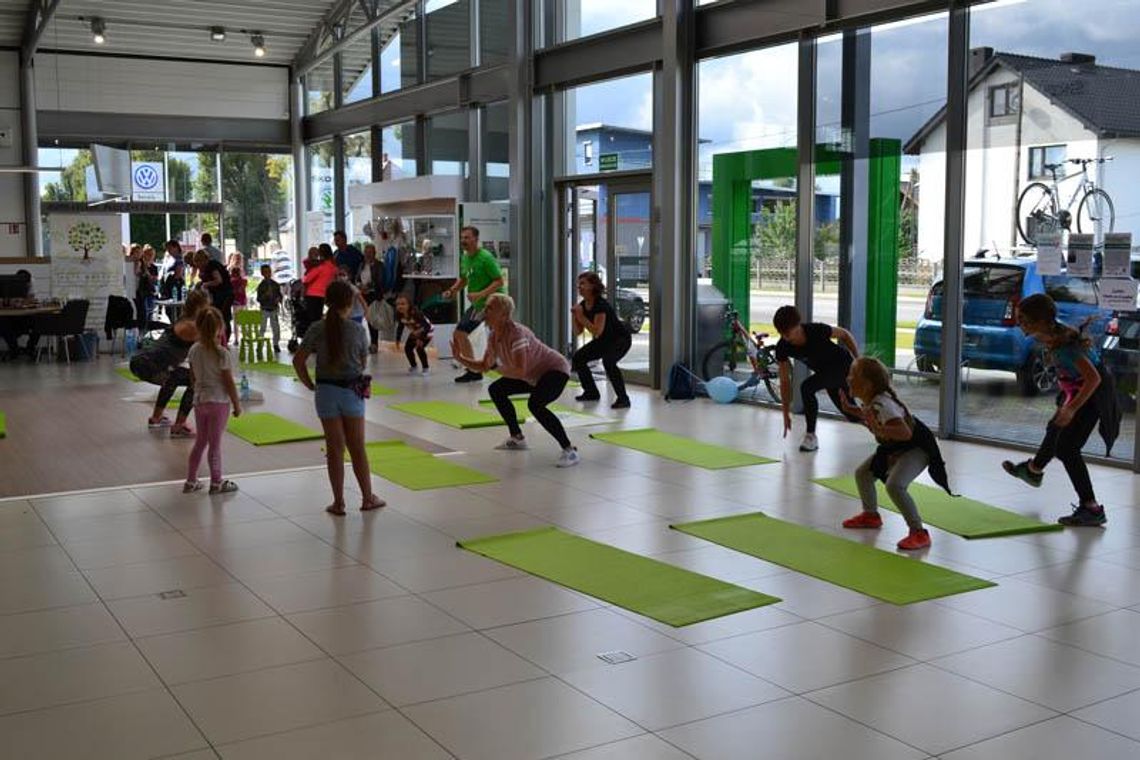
443, 225, 505, 383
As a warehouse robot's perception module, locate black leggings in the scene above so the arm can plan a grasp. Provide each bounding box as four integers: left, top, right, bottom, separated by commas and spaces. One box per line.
405, 337, 430, 369
304, 295, 325, 328
572, 335, 631, 400
489, 372, 571, 449
801, 363, 860, 433
1032, 397, 1100, 504
130, 354, 194, 420
215, 294, 234, 343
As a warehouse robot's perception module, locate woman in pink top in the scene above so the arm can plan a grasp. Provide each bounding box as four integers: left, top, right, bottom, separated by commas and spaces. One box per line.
455, 293, 579, 467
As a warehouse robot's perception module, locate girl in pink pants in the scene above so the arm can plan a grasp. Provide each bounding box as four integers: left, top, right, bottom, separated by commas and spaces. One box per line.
184, 307, 242, 494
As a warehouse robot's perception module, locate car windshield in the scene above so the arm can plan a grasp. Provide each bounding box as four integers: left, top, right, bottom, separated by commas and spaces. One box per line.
962, 265, 1023, 299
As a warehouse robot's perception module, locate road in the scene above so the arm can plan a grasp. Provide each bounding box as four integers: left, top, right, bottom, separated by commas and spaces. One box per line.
748, 290, 927, 328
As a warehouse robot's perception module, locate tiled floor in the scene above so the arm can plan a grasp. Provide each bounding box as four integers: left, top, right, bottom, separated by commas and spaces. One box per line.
2, 353, 1140, 758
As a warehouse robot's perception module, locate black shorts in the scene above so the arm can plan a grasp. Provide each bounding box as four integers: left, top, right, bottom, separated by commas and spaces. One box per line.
457, 306, 485, 334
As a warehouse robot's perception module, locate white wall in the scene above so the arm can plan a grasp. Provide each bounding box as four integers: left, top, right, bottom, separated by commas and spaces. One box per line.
0, 51, 26, 258
1098, 138, 1140, 248
35, 54, 289, 120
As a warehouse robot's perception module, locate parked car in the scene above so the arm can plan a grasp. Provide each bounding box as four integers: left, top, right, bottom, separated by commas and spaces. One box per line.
914, 259, 1111, 396
616, 288, 646, 333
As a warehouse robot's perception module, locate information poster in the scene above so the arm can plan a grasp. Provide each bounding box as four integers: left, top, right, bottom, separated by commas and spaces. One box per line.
1036, 230, 1063, 275
458, 202, 511, 262
48, 213, 124, 332
1067, 233, 1095, 278
1103, 232, 1133, 279
1099, 278, 1138, 311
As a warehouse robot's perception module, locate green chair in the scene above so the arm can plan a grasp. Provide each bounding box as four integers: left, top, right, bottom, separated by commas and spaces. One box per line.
235, 310, 271, 363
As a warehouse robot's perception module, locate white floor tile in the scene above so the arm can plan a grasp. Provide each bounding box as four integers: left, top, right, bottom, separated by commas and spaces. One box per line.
1012, 559, 1140, 607
181, 519, 316, 554
553, 734, 693, 760
0, 602, 125, 659
82, 554, 234, 600
1072, 689, 1140, 741
107, 583, 276, 637
287, 595, 469, 655
368, 548, 523, 592
561, 647, 788, 731
33, 490, 148, 521
241, 563, 406, 613
137, 616, 326, 685
934, 577, 1115, 633
341, 632, 545, 706
654, 545, 788, 583
612, 601, 803, 646
0, 689, 208, 760
941, 715, 1140, 760
404, 677, 641, 760
0, 544, 74, 579
807, 664, 1056, 756
741, 572, 881, 620
1042, 609, 1140, 666
422, 576, 600, 630
65, 532, 201, 570
660, 696, 927, 760
0, 641, 161, 715
208, 537, 357, 580
0, 569, 98, 615
172, 658, 388, 746
819, 602, 1024, 660
49, 510, 176, 545
217, 711, 451, 760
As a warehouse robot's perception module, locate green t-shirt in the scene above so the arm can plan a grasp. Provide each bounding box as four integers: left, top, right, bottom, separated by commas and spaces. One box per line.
460, 247, 505, 309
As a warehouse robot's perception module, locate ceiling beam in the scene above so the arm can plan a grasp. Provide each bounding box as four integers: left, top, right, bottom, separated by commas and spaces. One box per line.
294, 0, 413, 79
21, 0, 63, 64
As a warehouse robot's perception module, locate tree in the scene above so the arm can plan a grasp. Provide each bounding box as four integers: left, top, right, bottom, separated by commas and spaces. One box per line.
755, 202, 798, 260
898, 204, 918, 260
67, 220, 107, 260
215, 153, 289, 258
41, 150, 93, 201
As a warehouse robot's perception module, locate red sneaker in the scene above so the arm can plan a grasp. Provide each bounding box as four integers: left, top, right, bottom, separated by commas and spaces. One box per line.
842, 511, 883, 529
897, 529, 931, 551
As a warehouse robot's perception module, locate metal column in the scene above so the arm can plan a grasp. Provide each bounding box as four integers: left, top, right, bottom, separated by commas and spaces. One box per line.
20, 60, 41, 257
290, 76, 307, 264
794, 34, 816, 322
332, 134, 346, 234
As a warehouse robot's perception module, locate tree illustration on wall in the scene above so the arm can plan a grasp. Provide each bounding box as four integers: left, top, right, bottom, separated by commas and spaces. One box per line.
67, 221, 107, 261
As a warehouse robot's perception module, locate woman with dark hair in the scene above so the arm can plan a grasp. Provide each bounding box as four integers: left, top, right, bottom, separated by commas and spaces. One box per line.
134, 245, 159, 330
303, 244, 338, 327
1001, 293, 1120, 527
571, 271, 632, 409
192, 250, 234, 343
293, 280, 384, 516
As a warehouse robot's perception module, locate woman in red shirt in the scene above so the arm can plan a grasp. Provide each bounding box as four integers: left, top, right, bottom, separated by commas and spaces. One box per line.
302, 244, 338, 325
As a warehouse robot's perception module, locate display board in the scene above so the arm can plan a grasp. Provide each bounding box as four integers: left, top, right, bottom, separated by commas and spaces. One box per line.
459, 202, 511, 262
48, 213, 125, 332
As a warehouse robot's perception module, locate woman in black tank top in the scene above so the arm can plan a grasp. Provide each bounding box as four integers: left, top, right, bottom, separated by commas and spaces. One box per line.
129, 291, 209, 437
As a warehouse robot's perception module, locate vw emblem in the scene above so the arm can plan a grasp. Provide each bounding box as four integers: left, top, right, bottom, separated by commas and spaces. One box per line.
134, 164, 159, 190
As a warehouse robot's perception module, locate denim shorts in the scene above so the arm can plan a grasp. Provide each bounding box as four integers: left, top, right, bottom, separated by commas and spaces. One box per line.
314, 383, 365, 419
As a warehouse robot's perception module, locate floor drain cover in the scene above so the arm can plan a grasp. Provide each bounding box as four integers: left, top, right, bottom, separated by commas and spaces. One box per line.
158, 590, 187, 600
597, 651, 636, 665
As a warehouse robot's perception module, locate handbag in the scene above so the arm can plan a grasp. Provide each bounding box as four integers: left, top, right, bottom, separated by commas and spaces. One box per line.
350, 374, 372, 399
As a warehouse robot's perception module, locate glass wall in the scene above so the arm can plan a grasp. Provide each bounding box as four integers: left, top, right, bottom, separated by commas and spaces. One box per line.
306, 60, 336, 115
381, 121, 418, 178
344, 131, 373, 242
382, 9, 419, 93
545, 0, 657, 47
483, 101, 510, 201
480, 0, 510, 64
955, 0, 1140, 463
341, 37, 375, 105
426, 0, 471, 80
428, 111, 468, 177
219, 152, 294, 264
565, 72, 653, 175
307, 141, 336, 243
38, 146, 93, 202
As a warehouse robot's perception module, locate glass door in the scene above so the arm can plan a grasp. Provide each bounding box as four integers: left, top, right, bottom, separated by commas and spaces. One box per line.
607, 184, 652, 380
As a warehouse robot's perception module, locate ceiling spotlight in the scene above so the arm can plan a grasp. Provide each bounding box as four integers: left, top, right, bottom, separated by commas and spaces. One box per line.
90, 17, 106, 44
250, 33, 266, 58
210, 26, 226, 42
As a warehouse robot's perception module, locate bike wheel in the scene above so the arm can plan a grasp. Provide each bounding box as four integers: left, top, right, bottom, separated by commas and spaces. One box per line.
1076, 188, 1115, 239
1016, 182, 1058, 246
702, 339, 744, 381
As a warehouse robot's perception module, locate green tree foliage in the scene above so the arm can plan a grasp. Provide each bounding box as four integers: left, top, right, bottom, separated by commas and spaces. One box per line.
754, 202, 797, 260
41, 150, 93, 201
210, 153, 289, 258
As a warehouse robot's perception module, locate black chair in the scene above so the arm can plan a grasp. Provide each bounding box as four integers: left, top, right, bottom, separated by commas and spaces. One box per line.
32, 300, 90, 364
105, 295, 135, 356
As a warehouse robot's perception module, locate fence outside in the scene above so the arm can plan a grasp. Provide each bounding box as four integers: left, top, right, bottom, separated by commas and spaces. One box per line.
753, 257, 941, 292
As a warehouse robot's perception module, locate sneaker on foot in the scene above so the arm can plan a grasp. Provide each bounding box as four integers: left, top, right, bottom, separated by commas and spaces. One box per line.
842, 511, 883, 529
575, 392, 601, 402
1058, 503, 1107, 527
208, 480, 239, 494
897, 528, 931, 551
455, 371, 483, 384
407, 366, 418, 374
1002, 459, 1043, 488
799, 432, 819, 452
556, 447, 580, 468
170, 426, 195, 439
611, 397, 631, 409
182, 480, 202, 493
148, 416, 172, 429
421, 368, 430, 377
495, 436, 528, 450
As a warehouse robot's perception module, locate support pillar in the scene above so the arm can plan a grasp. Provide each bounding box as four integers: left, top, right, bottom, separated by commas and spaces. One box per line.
20, 59, 41, 257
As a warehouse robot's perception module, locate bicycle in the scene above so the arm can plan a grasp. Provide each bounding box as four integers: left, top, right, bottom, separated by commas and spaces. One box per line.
701, 306, 782, 403
1017, 157, 1115, 246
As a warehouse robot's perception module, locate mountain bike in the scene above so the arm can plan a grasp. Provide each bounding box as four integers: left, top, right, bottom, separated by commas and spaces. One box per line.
1017, 157, 1115, 246
701, 306, 781, 403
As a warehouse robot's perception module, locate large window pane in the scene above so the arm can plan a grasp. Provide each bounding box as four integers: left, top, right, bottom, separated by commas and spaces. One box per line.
382, 9, 419, 93
546, 0, 657, 47
219, 152, 293, 262
568, 72, 653, 175
426, 0, 471, 80
168, 150, 218, 203
428, 110, 468, 177
306, 61, 335, 115
344, 131, 372, 240
483, 101, 509, 201
382, 121, 417, 178
956, 0, 1140, 465
341, 37, 375, 105
38, 146, 92, 202
307, 141, 335, 243
480, 0, 510, 64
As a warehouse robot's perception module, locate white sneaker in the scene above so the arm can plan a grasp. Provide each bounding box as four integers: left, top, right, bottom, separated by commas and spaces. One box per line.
421, 368, 430, 377
407, 366, 417, 374
556, 447, 580, 468
799, 432, 819, 452
495, 436, 528, 450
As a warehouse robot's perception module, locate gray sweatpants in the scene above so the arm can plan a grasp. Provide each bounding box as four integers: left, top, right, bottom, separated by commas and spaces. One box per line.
855, 448, 928, 531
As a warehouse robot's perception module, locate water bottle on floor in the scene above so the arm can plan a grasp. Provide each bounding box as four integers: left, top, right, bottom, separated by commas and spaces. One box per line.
125, 328, 138, 358
239, 372, 251, 402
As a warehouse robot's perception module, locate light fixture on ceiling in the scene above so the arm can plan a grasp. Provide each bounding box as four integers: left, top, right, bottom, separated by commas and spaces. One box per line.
250, 33, 266, 58
210, 26, 226, 42
90, 17, 106, 44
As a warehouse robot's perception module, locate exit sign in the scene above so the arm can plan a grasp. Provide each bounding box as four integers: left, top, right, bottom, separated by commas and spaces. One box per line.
598, 153, 619, 172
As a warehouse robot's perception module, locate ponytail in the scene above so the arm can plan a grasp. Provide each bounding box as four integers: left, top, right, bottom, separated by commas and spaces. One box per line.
323, 280, 354, 370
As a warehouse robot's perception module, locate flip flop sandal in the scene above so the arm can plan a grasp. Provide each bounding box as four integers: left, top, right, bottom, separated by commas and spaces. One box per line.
361, 495, 386, 512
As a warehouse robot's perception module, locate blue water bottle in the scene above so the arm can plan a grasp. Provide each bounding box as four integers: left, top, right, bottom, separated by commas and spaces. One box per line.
125, 328, 138, 357
239, 372, 251, 401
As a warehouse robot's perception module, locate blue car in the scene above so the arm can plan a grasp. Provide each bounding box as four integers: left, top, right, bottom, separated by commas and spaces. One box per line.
914, 259, 1111, 396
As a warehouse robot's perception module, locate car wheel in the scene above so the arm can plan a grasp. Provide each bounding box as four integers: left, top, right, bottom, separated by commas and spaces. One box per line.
1017, 353, 1055, 397
626, 301, 646, 334
914, 355, 938, 373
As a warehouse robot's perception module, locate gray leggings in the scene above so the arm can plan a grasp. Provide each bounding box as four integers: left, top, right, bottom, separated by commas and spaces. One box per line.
855, 448, 928, 530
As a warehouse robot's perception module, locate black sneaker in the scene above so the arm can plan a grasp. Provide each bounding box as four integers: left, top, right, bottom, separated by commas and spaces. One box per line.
1002, 459, 1043, 488
575, 392, 601, 402
1058, 504, 1107, 527
611, 397, 631, 409
455, 371, 483, 384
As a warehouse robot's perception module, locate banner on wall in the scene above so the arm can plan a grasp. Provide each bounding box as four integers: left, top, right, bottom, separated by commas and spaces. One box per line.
458, 202, 511, 262
48, 213, 125, 332
131, 162, 165, 202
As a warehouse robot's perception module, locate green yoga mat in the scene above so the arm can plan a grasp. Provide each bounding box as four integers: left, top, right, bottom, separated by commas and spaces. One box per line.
477, 398, 583, 419
227, 412, 323, 446
813, 476, 1063, 539
115, 366, 141, 382
371, 384, 398, 396
486, 370, 579, 388
242, 362, 298, 379
0, 412, 6, 439
355, 441, 498, 490
389, 401, 505, 429
589, 428, 776, 469
672, 513, 994, 605
460, 527, 779, 627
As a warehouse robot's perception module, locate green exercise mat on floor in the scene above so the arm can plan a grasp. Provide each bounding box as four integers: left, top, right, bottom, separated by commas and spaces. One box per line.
672, 513, 994, 605
486, 370, 580, 388
477, 398, 584, 418
227, 412, 323, 446
115, 366, 141, 382
242, 362, 298, 379
354, 441, 498, 490
813, 476, 1063, 539
0, 412, 6, 438
589, 428, 776, 469
460, 527, 779, 627
371, 384, 398, 396
389, 401, 506, 429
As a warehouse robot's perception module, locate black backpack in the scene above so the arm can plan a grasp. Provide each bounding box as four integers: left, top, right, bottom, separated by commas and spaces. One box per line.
664, 362, 697, 401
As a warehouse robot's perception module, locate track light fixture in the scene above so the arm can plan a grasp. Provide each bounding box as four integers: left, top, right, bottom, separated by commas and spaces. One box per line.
210, 26, 226, 42
250, 33, 266, 58
90, 17, 106, 44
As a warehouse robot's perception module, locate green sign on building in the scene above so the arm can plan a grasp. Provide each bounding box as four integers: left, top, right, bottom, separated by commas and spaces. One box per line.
598, 153, 619, 172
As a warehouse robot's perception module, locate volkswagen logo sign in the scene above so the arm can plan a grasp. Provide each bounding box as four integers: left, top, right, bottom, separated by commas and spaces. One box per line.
134, 164, 160, 190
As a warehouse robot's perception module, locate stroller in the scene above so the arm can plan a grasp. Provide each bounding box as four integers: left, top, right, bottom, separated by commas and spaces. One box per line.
285, 279, 310, 352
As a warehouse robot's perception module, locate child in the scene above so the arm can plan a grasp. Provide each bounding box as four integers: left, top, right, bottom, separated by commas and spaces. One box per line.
256, 264, 283, 353
184, 306, 241, 494
394, 295, 433, 376
839, 356, 952, 551
1001, 293, 1118, 526
337, 266, 369, 326
230, 264, 248, 325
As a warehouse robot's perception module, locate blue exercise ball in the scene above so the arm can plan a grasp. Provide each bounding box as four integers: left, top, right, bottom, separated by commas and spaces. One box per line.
706, 376, 738, 404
